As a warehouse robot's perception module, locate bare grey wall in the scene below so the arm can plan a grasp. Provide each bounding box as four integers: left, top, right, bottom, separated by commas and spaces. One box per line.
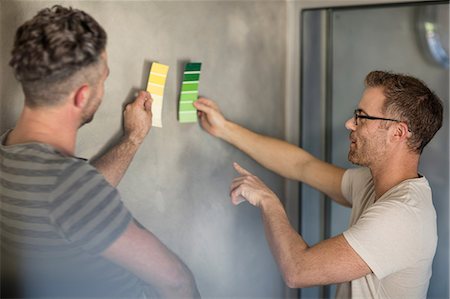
0, 1, 287, 297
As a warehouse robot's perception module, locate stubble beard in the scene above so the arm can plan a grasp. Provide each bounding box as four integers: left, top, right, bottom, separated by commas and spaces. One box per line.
348, 133, 371, 167
79, 96, 101, 127
348, 134, 386, 167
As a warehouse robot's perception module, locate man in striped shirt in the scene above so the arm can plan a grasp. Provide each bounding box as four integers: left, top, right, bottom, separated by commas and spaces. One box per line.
0, 5, 199, 298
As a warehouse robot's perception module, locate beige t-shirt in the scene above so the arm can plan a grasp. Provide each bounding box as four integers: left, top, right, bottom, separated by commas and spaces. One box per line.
335, 167, 437, 299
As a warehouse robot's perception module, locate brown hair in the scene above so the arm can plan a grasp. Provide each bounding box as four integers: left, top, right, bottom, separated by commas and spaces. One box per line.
9, 5, 107, 107
365, 70, 443, 154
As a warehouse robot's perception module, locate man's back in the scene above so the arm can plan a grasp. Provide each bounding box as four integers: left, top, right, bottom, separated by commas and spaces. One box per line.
0, 132, 150, 298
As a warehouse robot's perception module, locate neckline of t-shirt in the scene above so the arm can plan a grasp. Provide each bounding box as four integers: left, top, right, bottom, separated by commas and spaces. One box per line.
1, 129, 70, 158
376, 175, 427, 203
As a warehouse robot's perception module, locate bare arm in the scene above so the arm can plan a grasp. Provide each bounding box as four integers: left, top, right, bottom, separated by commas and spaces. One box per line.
230, 163, 370, 288
92, 91, 152, 187
194, 98, 348, 206
102, 221, 200, 298
96, 92, 200, 297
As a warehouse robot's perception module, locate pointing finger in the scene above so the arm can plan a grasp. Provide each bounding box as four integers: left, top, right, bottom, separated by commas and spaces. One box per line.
233, 162, 252, 176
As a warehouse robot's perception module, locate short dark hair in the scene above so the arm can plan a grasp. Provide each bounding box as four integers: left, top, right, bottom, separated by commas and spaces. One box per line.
9, 5, 107, 107
365, 70, 443, 154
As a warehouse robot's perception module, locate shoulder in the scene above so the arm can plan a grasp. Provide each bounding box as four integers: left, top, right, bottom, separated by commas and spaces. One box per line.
0, 140, 94, 194
54, 156, 104, 185
352, 178, 437, 253
378, 177, 433, 212
50, 157, 120, 211
341, 167, 373, 204
343, 167, 371, 183
0, 137, 90, 178
343, 179, 437, 279
49, 158, 132, 255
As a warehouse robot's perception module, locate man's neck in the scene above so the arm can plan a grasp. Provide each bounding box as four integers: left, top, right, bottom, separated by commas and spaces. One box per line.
369, 153, 420, 201
6, 105, 78, 156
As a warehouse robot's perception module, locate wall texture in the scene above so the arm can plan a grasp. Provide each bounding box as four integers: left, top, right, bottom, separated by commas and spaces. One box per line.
0, 1, 287, 297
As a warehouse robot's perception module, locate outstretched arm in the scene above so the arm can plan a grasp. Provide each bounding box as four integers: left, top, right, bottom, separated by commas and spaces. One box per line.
230, 163, 370, 287
91, 91, 152, 187
194, 98, 348, 206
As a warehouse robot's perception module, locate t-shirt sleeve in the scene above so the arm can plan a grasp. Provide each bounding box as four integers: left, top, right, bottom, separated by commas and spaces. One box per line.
341, 167, 372, 206
343, 199, 421, 279
49, 159, 132, 255
341, 169, 354, 205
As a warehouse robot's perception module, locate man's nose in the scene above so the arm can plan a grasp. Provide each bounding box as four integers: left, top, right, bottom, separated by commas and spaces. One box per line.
345, 117, 356, 131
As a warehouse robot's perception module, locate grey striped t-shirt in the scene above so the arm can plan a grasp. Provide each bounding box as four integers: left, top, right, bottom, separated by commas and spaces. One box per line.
0, 131, 150, 298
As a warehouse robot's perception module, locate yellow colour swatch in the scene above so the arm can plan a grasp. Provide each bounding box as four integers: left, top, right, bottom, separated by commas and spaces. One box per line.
146, 62, 169, 128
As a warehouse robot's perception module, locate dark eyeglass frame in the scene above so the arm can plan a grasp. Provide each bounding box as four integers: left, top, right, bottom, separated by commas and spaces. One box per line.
353, 109, 403, 126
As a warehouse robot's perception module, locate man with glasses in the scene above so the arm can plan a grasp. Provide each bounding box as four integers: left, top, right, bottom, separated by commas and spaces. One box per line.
193, 70, 443, 298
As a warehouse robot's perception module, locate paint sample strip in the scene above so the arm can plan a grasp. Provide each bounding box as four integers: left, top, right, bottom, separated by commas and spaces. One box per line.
179, 62, 202, 123
146, 62, 169, 127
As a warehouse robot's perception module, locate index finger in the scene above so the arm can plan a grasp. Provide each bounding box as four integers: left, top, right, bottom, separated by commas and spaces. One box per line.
144, 98, 152, 111
136, 91, 150, 106
195, 97, 219, 110
193, 100, 214, 114
233, 162, 252, 176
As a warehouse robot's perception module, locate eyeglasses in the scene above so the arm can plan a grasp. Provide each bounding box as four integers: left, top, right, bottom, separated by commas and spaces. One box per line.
353, 109, 403, 126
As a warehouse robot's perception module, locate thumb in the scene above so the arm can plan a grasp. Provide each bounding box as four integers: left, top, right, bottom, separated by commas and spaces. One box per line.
233, 162, 252, 176
232, 195, 247, 206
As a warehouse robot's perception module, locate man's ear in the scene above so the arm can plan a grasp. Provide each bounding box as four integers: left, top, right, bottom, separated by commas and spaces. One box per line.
74, 85, 90, 109
393, 122, 412, 141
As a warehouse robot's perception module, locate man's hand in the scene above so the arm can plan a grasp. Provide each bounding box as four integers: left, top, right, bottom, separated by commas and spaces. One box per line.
193, 97, 228, 138
124, 91, 153, 145
92, 91, 152, 186
230, 162, 279, 208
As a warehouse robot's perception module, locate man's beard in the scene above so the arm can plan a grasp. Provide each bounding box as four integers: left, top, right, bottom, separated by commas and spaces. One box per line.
348, 131, 370, 166
348, 147, 364, 166
348, 134, 386, 167
79, 98, 99, 127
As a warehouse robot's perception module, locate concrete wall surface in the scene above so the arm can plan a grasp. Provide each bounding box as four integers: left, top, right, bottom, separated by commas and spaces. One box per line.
0, 1, 287, 297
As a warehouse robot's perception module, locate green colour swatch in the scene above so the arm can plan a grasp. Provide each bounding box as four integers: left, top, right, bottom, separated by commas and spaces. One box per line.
179, 102, 195, 111
183, 73, 200, 81
181, 83, 199, 92
179, 111, 198, 123
179, 62, 202, 123
185, 63, 202, 72
180, 93, 198, 101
